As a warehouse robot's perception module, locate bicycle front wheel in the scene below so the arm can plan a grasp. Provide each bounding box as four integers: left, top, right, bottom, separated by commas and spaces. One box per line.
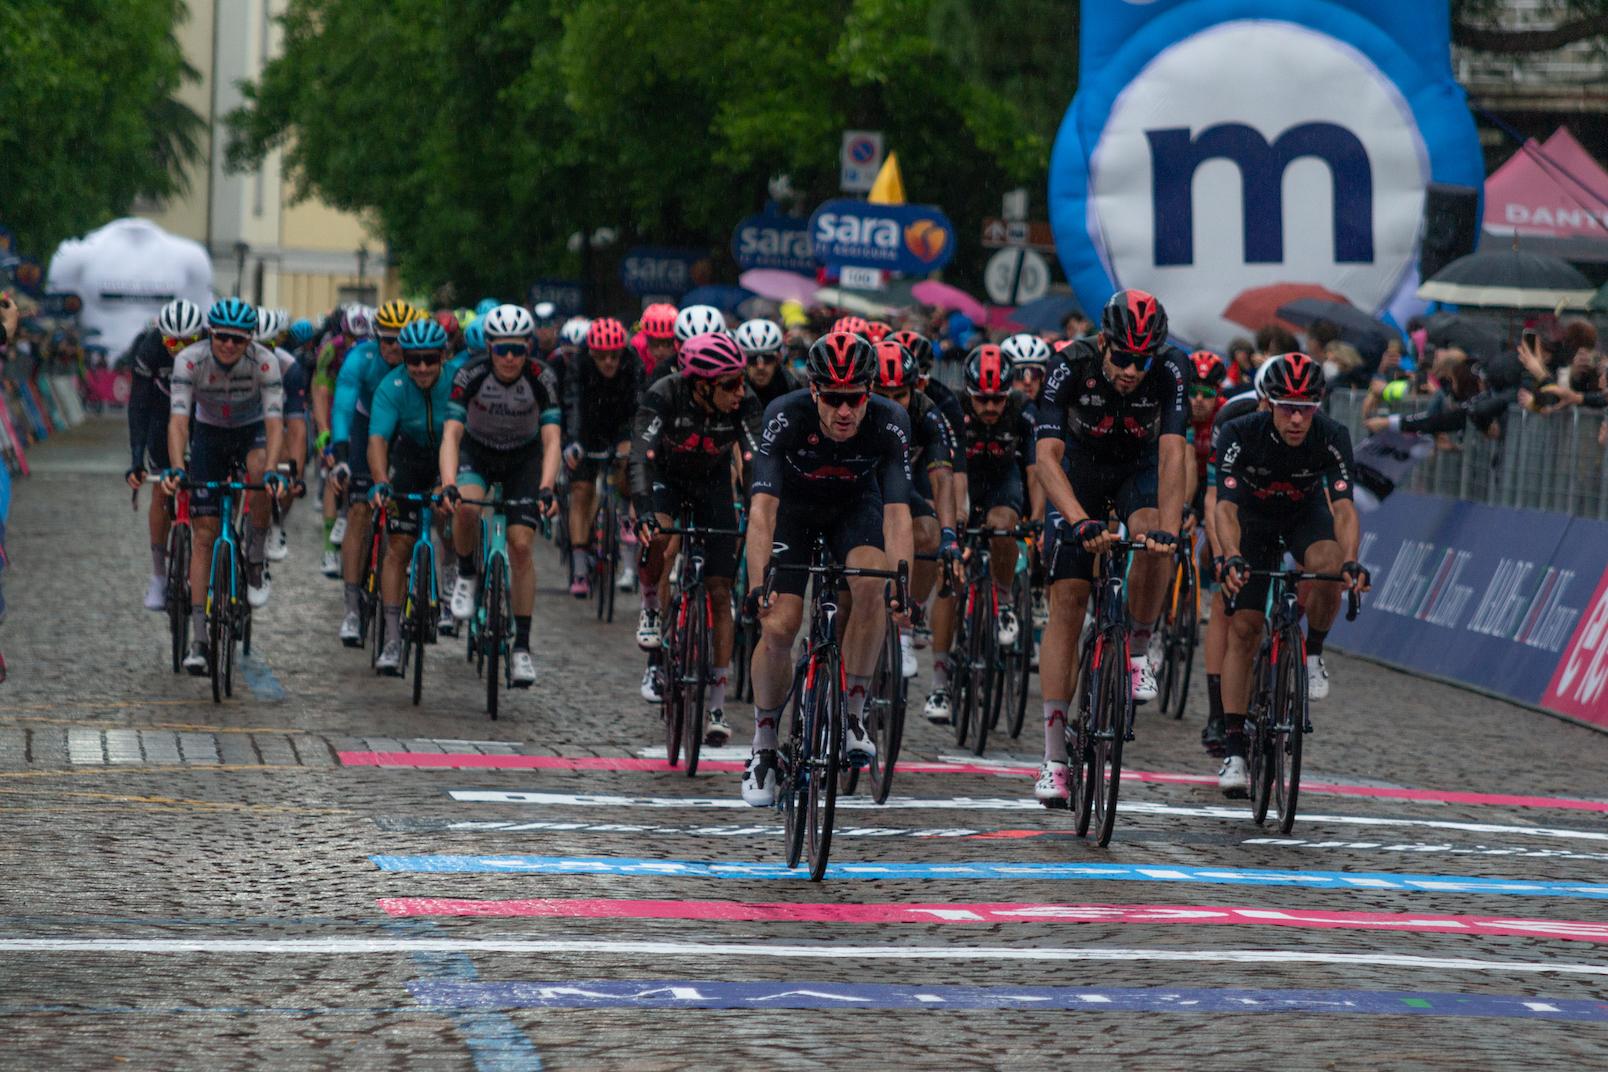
408, 557, 431, 706
869, 618, 906, 805
1089, 634, 1130, 847
484, 558, 509, 720
166, 525, 191, 674
805, 655, 842, 881
1248, 648, 1275, 825
781, 665, 811, 869
207, 539, 229, 704
1272, 628, 1307, 834
1162, 557, 1198, 721
1005, 575, 1032, 739
680, 592, 709, 777
969, 593, 997, 757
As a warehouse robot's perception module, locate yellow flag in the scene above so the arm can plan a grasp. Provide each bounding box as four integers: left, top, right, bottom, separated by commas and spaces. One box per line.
867, 152, 906, 205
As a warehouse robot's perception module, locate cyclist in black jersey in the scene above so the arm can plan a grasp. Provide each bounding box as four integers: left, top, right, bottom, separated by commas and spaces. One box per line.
1214, 352, 1369, 795
740, 332, 915, 806
872, 339, 958, 679
735, 318, 802, 410
1002, 332, 1052, 523
1032, 289, 1191, 805
628, 333, 761, 742
561, 317, 645, 598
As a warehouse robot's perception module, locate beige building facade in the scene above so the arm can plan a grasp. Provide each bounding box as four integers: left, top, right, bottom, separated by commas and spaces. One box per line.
136, 0, 397, 319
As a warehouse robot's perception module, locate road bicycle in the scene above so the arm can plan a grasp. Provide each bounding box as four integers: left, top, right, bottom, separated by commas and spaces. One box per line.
580, 448, 630, 623
389, 490, 445, 706
1157, 534, 1200, 721
356, 497, 390, 666
461, 487, 533, 720
181, 473, 271, 704
840, 609, 907, 805
950, 524, 1036, 757
657, 513, 741, 776
136, 477, 194, 674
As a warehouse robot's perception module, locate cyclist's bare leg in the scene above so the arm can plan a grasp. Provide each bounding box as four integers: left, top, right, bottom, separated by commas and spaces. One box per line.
1299, 540, 1344, 631
190, 517, 220, 609
450, 484, 487, 564
707, 576, 734, 666
751, 594, 804, 714
382, 533, 412, 605
1205, 586, 1230, 675
569, 478, 597, 550
1221, 608, 1265, 750
842, 545, 890, 679
507, 523, 537, 617
343, 501, 372, 583
1123, 506, 1168, 627
148, 486, 172, 562
244, 449, 271, 568
986, 505, 1019, 591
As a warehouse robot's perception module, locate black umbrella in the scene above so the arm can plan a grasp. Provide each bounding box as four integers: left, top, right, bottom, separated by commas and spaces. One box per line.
1423, 311, 1503, 361
1274, 297, 1393, 355
1417, 248, 1595, 309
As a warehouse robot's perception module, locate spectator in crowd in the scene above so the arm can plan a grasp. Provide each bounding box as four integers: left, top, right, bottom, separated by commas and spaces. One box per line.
1224, 336, 1257, 387
1062, 310, 1092, 338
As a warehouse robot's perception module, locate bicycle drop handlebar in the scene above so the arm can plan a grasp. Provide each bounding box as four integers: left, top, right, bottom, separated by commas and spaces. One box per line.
1225, 568, 1362, 622
762, 557, 910, 613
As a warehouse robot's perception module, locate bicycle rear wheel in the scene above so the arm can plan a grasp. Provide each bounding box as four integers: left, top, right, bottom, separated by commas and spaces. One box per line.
1162, 557, 1198, 721
781, 665, 811, 869
969, 594, 997, 757
662, 598, 684, 767
484, 558, 508, 720
1089, 633, 1130, 847
1005, 575, 1032, 739
868, 618, 906, 805
1272, 628, 1307, 834
166, 525, 191, 674
1248, 648, 1275, 825
408, 557, 430, 706
207, 540, 229, 704
680, 592, 709, 777
805, 654, 842, 882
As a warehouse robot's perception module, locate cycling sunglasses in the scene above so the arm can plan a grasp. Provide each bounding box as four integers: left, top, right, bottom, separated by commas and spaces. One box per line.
969, 391, 1010, 404
490, 342, 531, 357
212, 332, 250, 348
1189, 385, 1219, 400
747, 351, 780, 365
1271, 400, 1320, 414
817, 389, 869, 410
403, 351, 442, 367
877, 387, 912, 403
376, 333, 402, 346
1107, 349, 1153, 371
713, 375, 745, 393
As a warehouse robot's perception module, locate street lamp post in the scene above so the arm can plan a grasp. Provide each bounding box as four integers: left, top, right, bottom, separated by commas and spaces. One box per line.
233, 241, 250, 298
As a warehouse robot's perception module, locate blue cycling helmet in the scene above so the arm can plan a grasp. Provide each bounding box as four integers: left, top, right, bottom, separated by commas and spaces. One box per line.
399, 318, 449, 351
474, 298, 500, 317
207, 297, 258, 333
464, 320, 486, 353
289, 318, 317, 346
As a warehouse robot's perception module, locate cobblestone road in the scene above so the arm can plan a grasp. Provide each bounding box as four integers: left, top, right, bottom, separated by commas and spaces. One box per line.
2, 419, 1605, 1070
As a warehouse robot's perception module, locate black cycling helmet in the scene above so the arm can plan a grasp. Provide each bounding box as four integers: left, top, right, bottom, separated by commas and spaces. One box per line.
1260, 351, 1325, 404
963, 344, 1013, 395
806, 331, 877, 388
889, 329, 935, 373
873, 340, 918, 390
1101, 288, 1169, 356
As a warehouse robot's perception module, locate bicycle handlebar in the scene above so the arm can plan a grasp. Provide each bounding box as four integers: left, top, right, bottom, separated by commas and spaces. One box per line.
656, 526, 743, 538
1224, 568, 1363, 622
762, 558, 909, 613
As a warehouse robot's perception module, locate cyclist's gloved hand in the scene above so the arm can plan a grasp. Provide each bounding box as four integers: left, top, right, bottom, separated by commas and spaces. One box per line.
1143, 529, 1178, 551
1212, 555, 1226, 583
562, 442, 582, 470
161, 467, 186, 492
1221, 555, 1250, 594
538, 487, 558, 517
440, 484, 461, 507
1069, 518, 1106, 549
938, 526, 961, 565
331, 462, 351, 486
314, 430, 331, 453
1342, 560, 1371, 591
742, 587, 765, 622
125, 466, 147, 490
368, 482, 391, 505
636, 511, 661, 542
263, 471, 288, 494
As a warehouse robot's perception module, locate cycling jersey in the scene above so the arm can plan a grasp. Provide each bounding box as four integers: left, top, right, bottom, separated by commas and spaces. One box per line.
1206, 389, 1259, 487
1036, 337, 1190, 460
446, 358, 562, 451
331, 340, 402, 445
170, 339, 284, 429
923, 377, 965, 469
126, 328, 174, 470
312, 334, 357, 392
628, 374, 762, 512
1188, 396, 1226, 485
564, 348, 646, 450
749, 366, 803, 411
369, 367, 452, 450
750, 390, 912, 504
275, 347, 308, 420
959, 392, 1033, 483
1215, 410, 1355, 509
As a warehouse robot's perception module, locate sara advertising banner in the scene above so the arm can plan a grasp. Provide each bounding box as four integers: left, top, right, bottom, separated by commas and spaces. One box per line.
731, 208, 813, 274
1049, 0, 1483, 350
807, 200, 955, 274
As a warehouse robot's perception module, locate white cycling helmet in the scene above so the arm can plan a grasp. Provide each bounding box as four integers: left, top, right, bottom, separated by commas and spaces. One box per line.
483, 303, 535, 339
253, 307, 285, 343
734, 318, 783, 357
157, 299, 204, 338
560, 316, 591, 347
674, 304, 726, 343
341, 304, 373, 338
1000, 332, 1051, 369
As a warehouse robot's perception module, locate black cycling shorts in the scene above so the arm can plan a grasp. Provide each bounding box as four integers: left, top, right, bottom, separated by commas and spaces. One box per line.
1233, 497, 1337, 613
1045, 444, 1158, 582
386, 438, 441, 537
458, 437, 544, 530
769, 491, 884, 598
649, 478, 740, 580
188, 421, 266, 518
346, 411, 375, 496
967, 465, 1025, 527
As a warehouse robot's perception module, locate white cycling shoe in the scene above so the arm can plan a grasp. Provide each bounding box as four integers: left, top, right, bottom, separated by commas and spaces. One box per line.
844, 719, 875, 766
182, 642, 209, 676
1306, 654, 1330, 701
320, 550, 340, 578
246, 566, 271, 609
636, 608, 661, 651
923, 688, 951, 725
339, 612, 362, 647
640, 665, 663, 703
449, 575, 477, 621
1218, 755, 1249, 797
144, 575, 167, 612
438, 604, 458, 637
996, 607, 1020, 648
376, 639, 402, 676
1035, 761, 1071, 807
704, 709, 732, 747
266, 524, 289, 562
1129, 656, 1158, 703
510, 650, 536, 688
899, 632, 918, 679
742, 749, 784, 807
329, 516, 347, 547
617, 564, 638, 591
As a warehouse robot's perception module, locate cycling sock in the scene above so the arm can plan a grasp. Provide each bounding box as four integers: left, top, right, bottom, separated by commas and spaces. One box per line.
707, 665, 730, 711
383, 605, 401, 647
458, 556, 477, 580
343, 583, 360, 617
641, 586, 660, 613
245, 525, 267, 565
845, 674, 872, 724
1043, 700, 1069, 763
753, 705, 781, 751
1130, 623, 1152, 648
151, 544, 166, 576
570, 548, 585, 580
191, 607, 206, 643
1207, 673, 1224, 722
1306, 627, 1327, 656
1223, 714, 1247, 758
515, 616, 532, 650
323, 517, 336, 550
933, 652, 951, 689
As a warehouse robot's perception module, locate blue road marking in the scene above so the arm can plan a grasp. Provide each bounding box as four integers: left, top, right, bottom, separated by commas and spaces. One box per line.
241, 653, 286, 701
367, 854, 1608, 899
385, 919, 541, 1071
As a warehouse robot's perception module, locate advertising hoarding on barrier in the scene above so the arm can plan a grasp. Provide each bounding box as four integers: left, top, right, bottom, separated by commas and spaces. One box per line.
527, 279, 584, 318
731, 209, 813, 274
1328, 492, 1608, 729
619, 247, 705, 298
1048, 0, 1483, 349
807, 200, 956, 274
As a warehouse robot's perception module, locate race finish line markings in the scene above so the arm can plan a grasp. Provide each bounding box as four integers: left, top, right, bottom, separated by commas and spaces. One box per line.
2, 938, 1604, 977
405, 979, 1608, 1021
342, 752, 1608, 813
444, 791, 1608, 845
367, 854, 1608, 899
377, 897, 1608, 944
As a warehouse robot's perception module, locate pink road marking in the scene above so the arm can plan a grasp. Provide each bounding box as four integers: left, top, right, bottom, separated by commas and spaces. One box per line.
377, 896, 1608, 944
338, 751, 1608, 813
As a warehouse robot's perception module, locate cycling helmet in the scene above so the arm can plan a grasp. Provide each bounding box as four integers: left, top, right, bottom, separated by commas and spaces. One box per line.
863, 320, 893, 344
889, 330, 934, 372
375, 299, 419, 333
964, 344, 1013, 395
678, 333, 746, 379
1052, 338, 1074, 353
641, 302, 678, 340
1260, 351, 1324, 404
341, 304, 373, 338
560, 316, 591, 347
482, 303, 535, 339
532, 301, 558, 327
464, 320, 486, 353
586, 317, 628, 352
399, 318, 449, 351
873, 340, 918, 390
253, 307, 285, 343
1101, 288, 1168, 356
289, 318, 317, 346
1189, 349, 1227, 389
207, 297, 258, 334
1000, 333, 1051, 369
675, 304, 725, 343
831, 315, 870, 338
475, 298, 500, 317
158, 299, 204, 338
1253, 356, 1277, 400
806, 332, 876, 388
734, 318, 783, 357
432, 309, 459, 335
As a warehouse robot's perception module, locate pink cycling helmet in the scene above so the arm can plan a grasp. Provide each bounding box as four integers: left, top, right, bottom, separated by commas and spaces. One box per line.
678, 332, 746, 379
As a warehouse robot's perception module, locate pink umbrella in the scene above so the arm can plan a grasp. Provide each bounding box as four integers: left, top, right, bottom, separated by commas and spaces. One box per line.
739, 269, 818, 305
912, 280, 986, 323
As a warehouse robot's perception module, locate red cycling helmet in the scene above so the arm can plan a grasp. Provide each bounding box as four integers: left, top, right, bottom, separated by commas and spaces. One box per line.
831, 315, 870, 338
964, 344, 1013, 395
1189, 349, 1227, 389
1261, 352, 1325, 404
889, 329, 934, 372
587, 317, 628, 352
678, 332, 746, 379
873, 340, 917, 390
641, 303, 678, 341
863, 320, 893, 344
806, 331, 877, 388
1101, 289, 1169, 356
1052, 338, 1074, 353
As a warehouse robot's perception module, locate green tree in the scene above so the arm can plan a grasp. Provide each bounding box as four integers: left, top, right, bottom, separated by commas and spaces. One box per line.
0, 0, 202, 258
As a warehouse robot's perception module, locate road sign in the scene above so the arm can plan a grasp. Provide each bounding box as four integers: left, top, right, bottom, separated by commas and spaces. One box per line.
838, 266, 884, 290
981, 218, 1056, 251
985, 248, 1051, 306
840, 130, 885, 193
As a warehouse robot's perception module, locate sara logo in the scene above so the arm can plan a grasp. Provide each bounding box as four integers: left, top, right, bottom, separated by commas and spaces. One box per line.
731, 210, 813, 273
808, 200, 956, 274
1048, 0, 1483, 350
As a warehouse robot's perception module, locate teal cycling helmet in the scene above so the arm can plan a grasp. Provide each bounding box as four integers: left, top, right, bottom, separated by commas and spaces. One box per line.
463, 320, 486, 353
289, 318, 317, 346
474, 298, 499, 317
399, 318, 449, 351
207, 297, 258, 333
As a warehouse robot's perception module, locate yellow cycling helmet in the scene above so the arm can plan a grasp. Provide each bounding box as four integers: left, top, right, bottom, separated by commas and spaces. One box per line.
375, 299, 419, 332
